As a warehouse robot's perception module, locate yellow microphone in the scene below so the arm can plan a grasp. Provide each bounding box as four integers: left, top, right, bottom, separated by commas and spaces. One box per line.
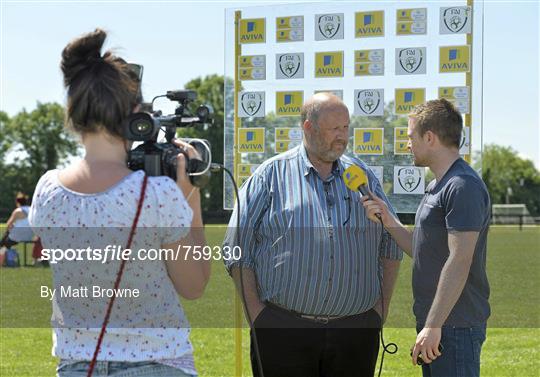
343, 165, 370, 197
343, 165, 382, 220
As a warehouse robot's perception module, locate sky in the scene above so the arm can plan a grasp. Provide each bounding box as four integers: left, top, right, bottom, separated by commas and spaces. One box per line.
1, 0, 538, 168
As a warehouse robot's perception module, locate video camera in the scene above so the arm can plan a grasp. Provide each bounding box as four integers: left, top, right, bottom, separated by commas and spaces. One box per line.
124, 89, 213, 188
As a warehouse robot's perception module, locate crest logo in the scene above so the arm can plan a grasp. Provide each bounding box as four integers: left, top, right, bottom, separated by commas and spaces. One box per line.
459, 127, 470, 155
277, 53, 303, 79
357, 90, 382, 115
459, 127, 467, 149
397, 167, 422, 192
354, 89, 383, 116
443, 7, 470, 33
317, 14, 342, 39
240, 92, 264, 117
398, 48, 424, 73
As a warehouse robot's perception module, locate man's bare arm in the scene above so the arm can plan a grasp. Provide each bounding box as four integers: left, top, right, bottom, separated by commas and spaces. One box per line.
384, 219, 413, 258
362, 195, 413, 256
412, 231, 479, 365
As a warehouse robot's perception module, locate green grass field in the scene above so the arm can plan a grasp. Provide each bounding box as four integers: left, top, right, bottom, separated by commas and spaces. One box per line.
1, 225, 539, 376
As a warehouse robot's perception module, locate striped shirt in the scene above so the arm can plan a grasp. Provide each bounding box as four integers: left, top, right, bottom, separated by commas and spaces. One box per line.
224, 144, 402, 316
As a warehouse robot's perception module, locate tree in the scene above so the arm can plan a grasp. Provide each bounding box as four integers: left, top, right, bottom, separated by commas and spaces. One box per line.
177, 75, 227, 220
7, 102, 78, 180
0, 103, 79, 219
476, 144, 540, 216
0, 111, 16, 219
0, 111, 12, 163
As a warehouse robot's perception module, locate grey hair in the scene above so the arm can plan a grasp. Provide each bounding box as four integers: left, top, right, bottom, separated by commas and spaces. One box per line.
301, 99, 324, 127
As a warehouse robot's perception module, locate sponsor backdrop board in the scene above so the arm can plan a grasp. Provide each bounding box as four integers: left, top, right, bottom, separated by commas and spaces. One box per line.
224, 2, 483, 212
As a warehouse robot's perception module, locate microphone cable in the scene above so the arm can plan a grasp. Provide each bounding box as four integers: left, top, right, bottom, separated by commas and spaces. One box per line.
375, 215, 398, 377
217, 164, 265, 377
342, 164, 399, 376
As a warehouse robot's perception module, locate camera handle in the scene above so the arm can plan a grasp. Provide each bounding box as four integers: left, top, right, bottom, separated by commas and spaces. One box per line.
181, 138, 212, 177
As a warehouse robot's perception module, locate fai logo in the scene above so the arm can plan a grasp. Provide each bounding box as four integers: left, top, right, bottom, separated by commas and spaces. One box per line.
397, 167, 422, 192
277, 53, 303, 79
398, 48, 425, 74
459, 127, 467, 149
356, 89, 383, 116
459, 127, 470, 155
441, 7, 471, 34
316, 14, 343, 40
239, 91, 264, 118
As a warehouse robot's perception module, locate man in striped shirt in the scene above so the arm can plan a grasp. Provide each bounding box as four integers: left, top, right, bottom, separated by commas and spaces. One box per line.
224, 93, 402, 377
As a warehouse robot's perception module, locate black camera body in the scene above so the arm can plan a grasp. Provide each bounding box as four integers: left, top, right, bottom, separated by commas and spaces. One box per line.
128, 137, 211, 185
124, 90, 213, 187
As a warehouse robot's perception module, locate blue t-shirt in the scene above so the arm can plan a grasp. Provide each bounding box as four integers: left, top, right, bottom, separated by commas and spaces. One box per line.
412, 158, 491, 326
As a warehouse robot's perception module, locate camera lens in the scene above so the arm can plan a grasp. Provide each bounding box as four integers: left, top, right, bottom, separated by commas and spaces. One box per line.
129, 117, 154, 139
133, 121, 150, 134
196, 105, 212, 121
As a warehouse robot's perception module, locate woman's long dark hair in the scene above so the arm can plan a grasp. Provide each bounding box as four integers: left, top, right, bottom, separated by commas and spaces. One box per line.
61, 29, 140, 138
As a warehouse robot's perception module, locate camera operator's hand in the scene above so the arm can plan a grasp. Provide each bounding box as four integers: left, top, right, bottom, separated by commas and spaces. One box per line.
172, 139, 202, 199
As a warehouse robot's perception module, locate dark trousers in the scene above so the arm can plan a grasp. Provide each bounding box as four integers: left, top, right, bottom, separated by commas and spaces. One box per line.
0, 232, 17, 248
250, 304, 381, 377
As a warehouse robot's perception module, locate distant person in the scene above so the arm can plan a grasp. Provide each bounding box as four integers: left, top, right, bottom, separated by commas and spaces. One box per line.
362, 98, 490, 377
29, 29, 209, 377
1, 192, 34, 247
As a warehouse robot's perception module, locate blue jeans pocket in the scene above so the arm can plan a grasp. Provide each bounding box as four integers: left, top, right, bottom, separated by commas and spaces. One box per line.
57, 361, 195, 377
57, 361, 91, 376
470, 325, 486, 363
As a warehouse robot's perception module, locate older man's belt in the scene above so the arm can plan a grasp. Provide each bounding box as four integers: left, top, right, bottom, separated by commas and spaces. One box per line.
266, 301, 354, 324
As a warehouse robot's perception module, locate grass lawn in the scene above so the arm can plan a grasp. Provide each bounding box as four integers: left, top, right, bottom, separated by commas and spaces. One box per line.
1, 225, 539, 376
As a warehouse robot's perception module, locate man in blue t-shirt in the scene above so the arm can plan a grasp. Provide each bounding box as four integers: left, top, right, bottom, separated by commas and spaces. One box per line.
362, 98, 490, 377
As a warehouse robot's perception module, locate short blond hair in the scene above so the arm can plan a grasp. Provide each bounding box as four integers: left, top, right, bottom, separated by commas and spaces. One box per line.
409, 98, 462, 148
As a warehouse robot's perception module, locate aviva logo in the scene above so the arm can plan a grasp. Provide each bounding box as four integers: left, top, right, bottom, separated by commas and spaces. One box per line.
276, 91, 303, 116
354, 128, 384, 155
315, 51, 344, 77
355, 11, 384, 37
395, 88, 425, 114
239, 18, 265, 44
439, 45, 470, 73
238, 128, 265, 153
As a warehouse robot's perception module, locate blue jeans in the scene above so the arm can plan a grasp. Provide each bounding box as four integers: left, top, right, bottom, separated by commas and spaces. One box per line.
416, 324, 487, 377
57, 360, 196, 377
